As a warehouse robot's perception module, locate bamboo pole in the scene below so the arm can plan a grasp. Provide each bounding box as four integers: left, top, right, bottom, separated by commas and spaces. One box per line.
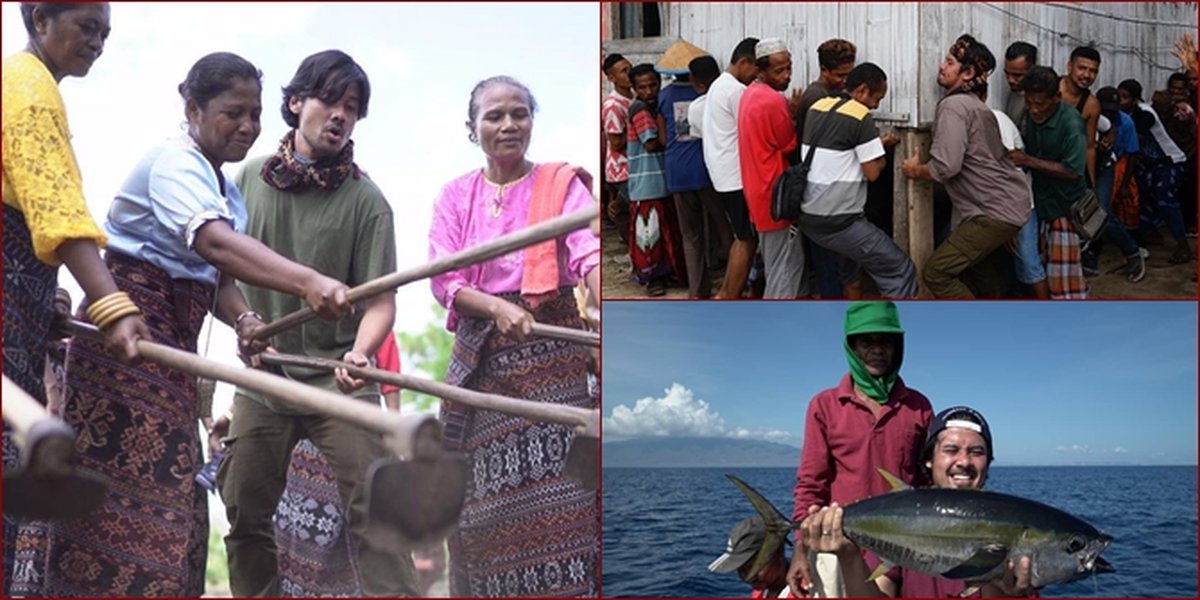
251, 207, 597, 342
260, 351, 599, 439
531, 323, 599, 347
59, 320, 441, 459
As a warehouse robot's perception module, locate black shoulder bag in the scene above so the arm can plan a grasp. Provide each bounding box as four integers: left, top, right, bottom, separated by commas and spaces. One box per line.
771, 97, 850, 222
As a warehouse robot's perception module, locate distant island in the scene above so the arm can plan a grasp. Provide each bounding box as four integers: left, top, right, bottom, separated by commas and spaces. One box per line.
603, 436, 802, 468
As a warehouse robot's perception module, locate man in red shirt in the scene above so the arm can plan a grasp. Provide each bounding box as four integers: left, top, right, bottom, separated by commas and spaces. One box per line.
786, 301, 932, 595
796, 406, 1037, 598
737, 38, 806, 298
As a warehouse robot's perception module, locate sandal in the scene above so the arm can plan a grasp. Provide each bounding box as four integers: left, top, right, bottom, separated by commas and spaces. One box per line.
1168, 246, 1195, 265
1126, 252, 1147, 283
647, 279, 667, 297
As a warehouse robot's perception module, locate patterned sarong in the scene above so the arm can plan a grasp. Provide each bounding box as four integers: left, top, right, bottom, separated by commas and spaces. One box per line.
441, 290, 598, 597
275, 439, 361, 597
627, 198, 684, 286
3, 205, 58, 597
1041, 217, 1088, 299
1110, 156, 1141, 230
37, 252, 213, 597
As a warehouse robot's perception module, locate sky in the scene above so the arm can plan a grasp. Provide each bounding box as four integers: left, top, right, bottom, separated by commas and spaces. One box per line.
3, 2, 599, 412
602, 301, 1198, 466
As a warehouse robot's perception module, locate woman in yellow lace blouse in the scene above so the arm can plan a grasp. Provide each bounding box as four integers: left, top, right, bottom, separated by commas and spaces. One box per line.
2, 4, 149, 595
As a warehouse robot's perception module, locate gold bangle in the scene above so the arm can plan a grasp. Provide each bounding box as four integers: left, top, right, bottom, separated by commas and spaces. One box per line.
90, 295, 140, 332
86, 292, 131, 322
90, 297, 136, 327
96, 305, 141, 331
88, 302, 127, 325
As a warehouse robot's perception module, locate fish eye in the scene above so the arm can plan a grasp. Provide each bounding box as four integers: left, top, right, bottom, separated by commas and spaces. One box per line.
1066, 536, 1085, 553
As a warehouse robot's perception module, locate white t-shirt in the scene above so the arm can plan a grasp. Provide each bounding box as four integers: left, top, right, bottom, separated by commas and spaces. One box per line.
991, 108, 1034, 209
688, 94, 708, 139
702, 71, 747, 192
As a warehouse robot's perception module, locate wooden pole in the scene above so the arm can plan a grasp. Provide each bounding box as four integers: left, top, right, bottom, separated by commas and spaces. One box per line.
531, 323, 599, 347
59, 320, 440, 459
260, 351, 599, 439
896, 127, 935, 297
251, 207, 597, 342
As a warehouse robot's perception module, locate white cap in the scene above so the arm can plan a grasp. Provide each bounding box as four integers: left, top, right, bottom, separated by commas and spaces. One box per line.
755, 38, 788, 60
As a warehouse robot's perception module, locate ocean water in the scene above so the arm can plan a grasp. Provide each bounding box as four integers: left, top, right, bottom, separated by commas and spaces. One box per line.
602, 466, 1197, 597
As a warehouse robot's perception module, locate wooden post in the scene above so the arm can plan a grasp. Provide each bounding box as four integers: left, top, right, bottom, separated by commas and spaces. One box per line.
894, 127, 934, 297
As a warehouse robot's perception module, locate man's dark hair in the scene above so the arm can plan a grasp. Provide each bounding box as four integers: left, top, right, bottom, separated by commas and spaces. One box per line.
1021, 66, 1060, 96
280, 50, 371, 128
179, 52, 262, 109
20, 2, 88, 36
603, 53, 626, 74
1118, 78, 1143, 102
688, 55, 721, 87
954, 34, 996, 79
1070, 45, 1101, 64
730, 37, 759, 65
816, 38, 856, 71
1168, 72, 1189, 88
973, 81, 989, 100
845, 62, 887, 94
630, 63, 660, 85
1004, 41, 1038, 66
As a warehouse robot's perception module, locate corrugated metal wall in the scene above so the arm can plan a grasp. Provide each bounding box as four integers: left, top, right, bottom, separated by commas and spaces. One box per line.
655, 2, 1198, 125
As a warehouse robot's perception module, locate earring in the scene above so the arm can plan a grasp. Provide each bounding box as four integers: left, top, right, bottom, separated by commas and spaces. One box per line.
468, 132, 479, 144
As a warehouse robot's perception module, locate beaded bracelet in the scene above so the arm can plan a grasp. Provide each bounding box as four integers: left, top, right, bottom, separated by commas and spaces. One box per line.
235, 310, 264, 330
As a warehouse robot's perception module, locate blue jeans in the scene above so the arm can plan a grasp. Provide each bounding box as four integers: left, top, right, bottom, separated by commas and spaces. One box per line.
1012, 211, 1045, 284
1139, 162, 1187, 243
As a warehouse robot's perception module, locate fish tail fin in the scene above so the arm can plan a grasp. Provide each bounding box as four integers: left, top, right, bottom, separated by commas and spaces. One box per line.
959, 583, 984, 598
866, 560, 895, 583
725, 474, 794, 531
725, 474, 793, 584
876, 468, 912, 492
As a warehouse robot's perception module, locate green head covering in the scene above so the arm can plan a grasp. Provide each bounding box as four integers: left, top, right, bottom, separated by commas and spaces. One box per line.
843, 301, 905, 403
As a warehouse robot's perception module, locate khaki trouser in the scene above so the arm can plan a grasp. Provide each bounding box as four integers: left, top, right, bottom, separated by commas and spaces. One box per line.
217, 394, 418, 597
923, 215, 1021, 298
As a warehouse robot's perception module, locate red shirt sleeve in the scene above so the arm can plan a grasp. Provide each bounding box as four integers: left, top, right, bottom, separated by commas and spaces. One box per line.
375, 334, 401, 394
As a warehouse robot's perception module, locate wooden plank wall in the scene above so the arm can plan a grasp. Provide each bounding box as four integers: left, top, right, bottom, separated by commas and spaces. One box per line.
659, 2, 1198, 125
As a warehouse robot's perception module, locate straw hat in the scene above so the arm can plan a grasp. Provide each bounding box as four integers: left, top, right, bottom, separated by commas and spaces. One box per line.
657, 39, 709, 75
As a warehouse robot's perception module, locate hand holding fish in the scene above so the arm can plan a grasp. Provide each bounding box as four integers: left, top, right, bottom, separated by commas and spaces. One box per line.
979, 556, 1034, 598
786, 505, 819, 595
800, 503, 854, 557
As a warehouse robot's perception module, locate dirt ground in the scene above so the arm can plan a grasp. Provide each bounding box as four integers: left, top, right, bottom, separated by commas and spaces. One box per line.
601, 222, 1198, 300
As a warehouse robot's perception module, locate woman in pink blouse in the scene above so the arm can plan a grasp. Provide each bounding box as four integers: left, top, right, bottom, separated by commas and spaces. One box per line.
428, 75, 599, 597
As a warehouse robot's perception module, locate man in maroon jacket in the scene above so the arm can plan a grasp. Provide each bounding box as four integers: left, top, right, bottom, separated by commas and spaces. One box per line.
785, 301, 932, 596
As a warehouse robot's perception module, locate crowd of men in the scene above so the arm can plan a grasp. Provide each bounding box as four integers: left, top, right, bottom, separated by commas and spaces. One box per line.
602, 33, 1198, 299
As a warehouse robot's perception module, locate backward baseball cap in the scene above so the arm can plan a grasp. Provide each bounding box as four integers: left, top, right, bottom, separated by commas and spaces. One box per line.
708, 516, 767, 573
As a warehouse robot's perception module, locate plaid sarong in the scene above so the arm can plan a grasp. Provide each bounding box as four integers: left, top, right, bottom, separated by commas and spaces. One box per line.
38, 252, 213, 597
441, 290, 597, 597
1041, 217, 1088, 299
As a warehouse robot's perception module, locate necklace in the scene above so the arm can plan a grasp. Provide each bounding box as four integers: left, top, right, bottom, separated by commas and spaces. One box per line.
483, 165, 534, 218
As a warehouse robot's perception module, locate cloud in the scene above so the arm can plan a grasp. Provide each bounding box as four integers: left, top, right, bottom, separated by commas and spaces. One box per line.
1113, 446, 1128, 454
605, 384, 799, 444
1055, 444, 1091, 454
